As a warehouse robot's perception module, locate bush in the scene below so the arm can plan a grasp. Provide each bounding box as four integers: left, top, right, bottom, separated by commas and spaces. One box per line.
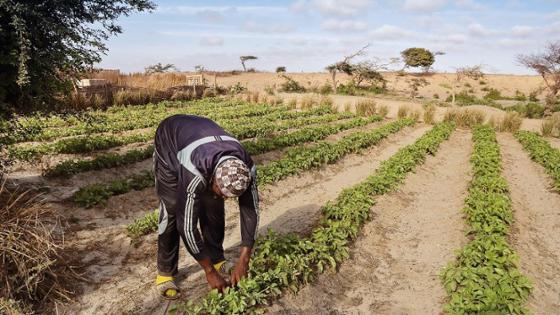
355, 100, 377, 117
228, 82, 247, 94
506, 102, 545, 118
443, 108, 486, 127
336, 81, 358, 95
300, 95, 317, 110
541, 113, 560, 137
113, 89, 154, 106
483, 88, 502, 100
514, 90, 527, 101
170, 90, 194, 101
377, 105, 389, 118
275, 66, 286, 73
319, 83, 333, 95
446, 91, 477, 105
423, 103, 436, 124
498, 112, 523, 132
279, 75, 306, 93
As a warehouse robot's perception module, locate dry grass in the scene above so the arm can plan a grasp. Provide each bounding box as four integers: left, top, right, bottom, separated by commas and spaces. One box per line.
443, 108, 486, 128
423, 103, 436, 124
377, 105, 389, 118
0, 179, 79, 312
89, 71, 187, 91
397, 105, 411, 119
541, 113, 560, 137
113, 89, 155, 106
319, 95, 333, 107
287, 98, 297, 109
497, 112, 523, 132
355, 100, 377, 117
343, 102, 352, 112
300, 95, 317, 110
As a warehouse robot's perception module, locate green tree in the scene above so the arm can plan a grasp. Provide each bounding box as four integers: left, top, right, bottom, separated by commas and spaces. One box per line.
401, 47, 436, 72
0, 0, 155, 110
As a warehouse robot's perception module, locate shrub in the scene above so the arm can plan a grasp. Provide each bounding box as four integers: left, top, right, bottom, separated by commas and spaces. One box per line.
514, 90, 527, 101
228, 82, 247, 94
336, 81, 358, 95
170, 90, 193, 101
113, 89, 154, 106
343, 102, 352, 112
397, 105, 411, 119
279, 75, 306, 93
264, 85, 276, 95
275, 66, 286, 73
202, 88, 216, 98
423, 103, 436, 124
443, 108, 486, 127
319, 96, 333, 107
319, 83, 333, 95
498, 112, 523, 132
541, 113, 560, 137
300, 95, 317, 110
433, 93, 440, 99
483, 88, 503, 100
377, 105, 389, 118
355, 100, 377, 117
478, 80, 487, 85
446, 91, 477, 105
506, 102, 545, 118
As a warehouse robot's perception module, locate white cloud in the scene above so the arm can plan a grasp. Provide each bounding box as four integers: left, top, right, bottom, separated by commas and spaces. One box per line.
511, 25, 534, 37
468, 23, 498, 37
241, 21, 295, 33
290, 0, 308, 12
199, 36, 224, 47
322, 19, 367, 31
196, 9, 225, 22
497, 38, 529, 48
369, 25, 413, 40
403, 0, 447, 12
311, 0, 374, 16
157, 6, 285, 15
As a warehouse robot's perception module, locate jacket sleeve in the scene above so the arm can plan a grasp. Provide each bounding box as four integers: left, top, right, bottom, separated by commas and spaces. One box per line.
177, 175, 210, 261
238, 166, 260, 248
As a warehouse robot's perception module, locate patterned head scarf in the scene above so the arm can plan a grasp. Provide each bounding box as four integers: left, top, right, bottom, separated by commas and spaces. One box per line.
214, 158, 251, 197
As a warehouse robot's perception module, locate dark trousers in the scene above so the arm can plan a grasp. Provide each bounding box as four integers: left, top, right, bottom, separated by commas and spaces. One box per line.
155, 161, 226, 276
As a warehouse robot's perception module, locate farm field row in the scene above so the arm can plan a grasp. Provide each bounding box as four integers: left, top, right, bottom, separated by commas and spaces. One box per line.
5, 99, 560, 315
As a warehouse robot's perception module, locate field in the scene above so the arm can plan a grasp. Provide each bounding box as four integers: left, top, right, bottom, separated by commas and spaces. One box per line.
2, 91, 560, 314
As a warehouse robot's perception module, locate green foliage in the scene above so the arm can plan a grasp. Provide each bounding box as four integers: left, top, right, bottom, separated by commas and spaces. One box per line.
279, 75, 306, 93
401, 47, 435, 70
127, 209, 158, 238
441, 125, 532, 315
172, 122, 455, 314
516, 131, 560, 191
74, 170, 154, 207
506, 102, 545, 118
483, 88, 503, 100
0, 0, 155, 109
257, 119, 415, 185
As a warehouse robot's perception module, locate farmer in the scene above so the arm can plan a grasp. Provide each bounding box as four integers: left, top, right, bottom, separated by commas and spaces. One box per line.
153, 114, 259, 299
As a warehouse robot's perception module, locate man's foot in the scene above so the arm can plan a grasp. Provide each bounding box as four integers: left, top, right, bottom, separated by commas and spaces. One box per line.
156, 275, 180, 300
213, 260, 235, 278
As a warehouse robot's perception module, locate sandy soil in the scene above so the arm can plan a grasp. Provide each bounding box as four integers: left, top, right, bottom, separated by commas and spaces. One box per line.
268, 130, 472, 315
216, 72, 545, 101
58, 124, 430, 315
498, 134, 560, 314
547, 136, 560, 150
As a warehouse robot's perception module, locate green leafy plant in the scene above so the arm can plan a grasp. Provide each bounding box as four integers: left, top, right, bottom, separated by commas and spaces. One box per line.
441, 125, 532, 314
515, 131, 560, 190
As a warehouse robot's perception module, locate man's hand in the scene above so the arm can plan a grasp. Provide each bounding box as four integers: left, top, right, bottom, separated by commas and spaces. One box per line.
230, 246, 252, 287
205, 268, 229, 292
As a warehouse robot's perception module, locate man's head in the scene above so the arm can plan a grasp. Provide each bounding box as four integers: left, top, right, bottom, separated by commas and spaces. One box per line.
212, 158, 251, 198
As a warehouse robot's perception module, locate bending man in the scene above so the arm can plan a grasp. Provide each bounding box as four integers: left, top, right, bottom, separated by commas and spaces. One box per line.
153, 114, 259, 299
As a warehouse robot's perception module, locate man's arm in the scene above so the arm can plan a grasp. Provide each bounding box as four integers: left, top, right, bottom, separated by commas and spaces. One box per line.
232, 167, 259, 285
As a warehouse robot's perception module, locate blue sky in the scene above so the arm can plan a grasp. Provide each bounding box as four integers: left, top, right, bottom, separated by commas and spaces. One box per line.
98, 0, 560, 74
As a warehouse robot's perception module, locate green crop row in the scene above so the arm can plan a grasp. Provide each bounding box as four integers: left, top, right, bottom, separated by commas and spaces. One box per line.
171, 122, 455, 314
243, 115, 381, 155
441, 125, 532, 314
3, 99, 247, 144
515, 131, 560, 191
75, 119, 411, 208
258, 118, 415, 185
126, 209, 159, 238
8, 106, 338, 161
44, 115, 371, 178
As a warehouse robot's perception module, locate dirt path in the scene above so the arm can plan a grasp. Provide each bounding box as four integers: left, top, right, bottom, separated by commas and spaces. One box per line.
268, 129, 472, 315
59, 125, 431, 315
498, 133, 560, 314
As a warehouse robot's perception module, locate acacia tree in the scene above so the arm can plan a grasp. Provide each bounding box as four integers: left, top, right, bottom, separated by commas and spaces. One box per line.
0, 0, 155, 110
144, 63, 177, 74
240, 56, 257, 72
326, 44, 369, 91
518, 42, 560, 116
401, 47, 439, 72
441, 65, 484, 106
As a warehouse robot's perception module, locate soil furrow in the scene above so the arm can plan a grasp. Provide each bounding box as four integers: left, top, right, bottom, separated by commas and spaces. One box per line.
498, 133, 560, 314
268, 129, 472, 315
59, 125, 430, 315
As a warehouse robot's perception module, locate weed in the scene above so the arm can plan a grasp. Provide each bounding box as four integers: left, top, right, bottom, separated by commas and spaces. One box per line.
355, 100, 377, 117
423, 103, 436, 124
498, 112, 523, 132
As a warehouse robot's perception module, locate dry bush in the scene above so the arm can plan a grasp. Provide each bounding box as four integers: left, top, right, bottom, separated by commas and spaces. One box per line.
498, 112, 523, 132
355, 100, 377, 117
319, 95, 333, 107
541, 113, 560, 137
0, 298, 30, 315
202, 88, 216, 98
113, 89, 155, 106
410, 109, 421, 122
344, 102, 352, 112
170, 90, 194, 102
443, 108, 486, 128
287, 98, 297, 109
300, 95, 317, 110
90, 71, 187, 91
0, 180, 78, 312
423, 103, 436, 124
377, 105, 389, 118
250, 91, 260, 104
397, 105, 411, 119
